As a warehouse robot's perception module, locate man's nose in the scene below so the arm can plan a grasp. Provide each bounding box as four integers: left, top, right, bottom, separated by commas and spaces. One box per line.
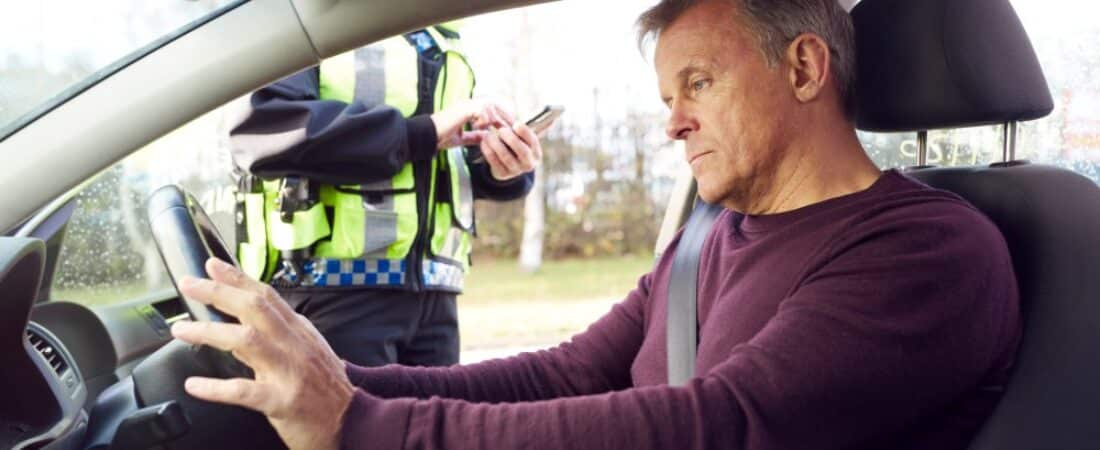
665, 104, 697, 140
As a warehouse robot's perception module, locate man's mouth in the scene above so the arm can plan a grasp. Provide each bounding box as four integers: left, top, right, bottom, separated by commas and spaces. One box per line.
688, 151, 713, 165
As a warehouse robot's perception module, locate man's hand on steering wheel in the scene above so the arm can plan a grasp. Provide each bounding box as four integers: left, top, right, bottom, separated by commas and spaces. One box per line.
170, 258, 355, 450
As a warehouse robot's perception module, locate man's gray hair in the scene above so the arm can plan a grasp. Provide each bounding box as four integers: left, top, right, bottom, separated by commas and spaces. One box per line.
637, 0, 857, 118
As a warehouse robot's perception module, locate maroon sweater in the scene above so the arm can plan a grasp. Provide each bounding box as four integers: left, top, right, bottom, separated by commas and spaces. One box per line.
340, 170, 1021, 450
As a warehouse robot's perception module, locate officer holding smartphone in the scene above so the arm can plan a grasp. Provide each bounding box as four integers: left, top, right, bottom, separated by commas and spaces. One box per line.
228, 23, 557, 368
470, 105, 564, 165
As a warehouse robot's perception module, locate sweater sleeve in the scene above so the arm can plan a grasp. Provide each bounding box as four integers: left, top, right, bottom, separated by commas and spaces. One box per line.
340, 204, 1019, 450
228, 67, 438, 185
344, 271, 653, 403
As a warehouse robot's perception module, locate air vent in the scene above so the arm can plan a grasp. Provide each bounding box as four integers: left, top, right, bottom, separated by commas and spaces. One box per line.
25, 328, 68, 377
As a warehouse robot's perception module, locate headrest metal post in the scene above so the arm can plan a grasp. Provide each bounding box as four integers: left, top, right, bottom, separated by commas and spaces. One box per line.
1002, 121, 1018, 162
917, 130, 928, 166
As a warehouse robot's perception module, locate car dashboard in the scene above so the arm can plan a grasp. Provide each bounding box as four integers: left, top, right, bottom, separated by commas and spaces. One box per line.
1, 322, 88, 450
0, 236, 182, 449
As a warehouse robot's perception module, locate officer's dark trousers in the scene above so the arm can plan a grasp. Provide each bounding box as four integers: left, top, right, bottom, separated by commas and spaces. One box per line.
277, 287, 460, 367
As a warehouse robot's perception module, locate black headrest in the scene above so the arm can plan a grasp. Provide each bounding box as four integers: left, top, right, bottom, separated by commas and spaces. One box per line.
851, 0, 1053, 132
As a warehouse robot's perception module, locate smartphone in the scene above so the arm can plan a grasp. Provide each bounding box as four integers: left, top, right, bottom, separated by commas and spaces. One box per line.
524, 105, 565, 133
469, 105, 565, 163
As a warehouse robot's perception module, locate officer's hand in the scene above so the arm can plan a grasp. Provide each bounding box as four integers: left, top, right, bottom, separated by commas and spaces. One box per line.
170, 258, 354, 450
481, 122, 543, 181
432, 100, 514, 149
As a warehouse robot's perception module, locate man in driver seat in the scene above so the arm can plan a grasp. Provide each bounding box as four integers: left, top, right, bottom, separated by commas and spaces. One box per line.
172, 0, 1022, 448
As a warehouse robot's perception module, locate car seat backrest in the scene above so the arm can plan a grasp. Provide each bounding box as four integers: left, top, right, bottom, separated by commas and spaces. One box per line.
906, 164, 1100, 450
851, 1, 1100, 448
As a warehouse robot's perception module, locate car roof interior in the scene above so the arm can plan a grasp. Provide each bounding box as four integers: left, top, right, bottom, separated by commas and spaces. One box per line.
852, 0, 1100, 448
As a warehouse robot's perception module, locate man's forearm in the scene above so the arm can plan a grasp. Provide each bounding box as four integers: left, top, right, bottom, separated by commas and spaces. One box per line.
340, 377, 741, 450
345, 293, 649, 403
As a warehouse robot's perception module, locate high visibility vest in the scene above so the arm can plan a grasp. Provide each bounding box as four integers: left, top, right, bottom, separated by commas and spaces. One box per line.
236, 26, 476, 292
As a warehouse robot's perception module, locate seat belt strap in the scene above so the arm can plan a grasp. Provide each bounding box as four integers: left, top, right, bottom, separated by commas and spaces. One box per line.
666, 198, 724, 386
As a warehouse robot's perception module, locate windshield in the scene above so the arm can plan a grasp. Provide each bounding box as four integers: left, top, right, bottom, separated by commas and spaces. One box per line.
0, 0, 244, 141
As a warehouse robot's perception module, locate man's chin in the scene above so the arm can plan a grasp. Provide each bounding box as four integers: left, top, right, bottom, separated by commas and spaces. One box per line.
695, 184, 726, 208
695, 181, 744, 212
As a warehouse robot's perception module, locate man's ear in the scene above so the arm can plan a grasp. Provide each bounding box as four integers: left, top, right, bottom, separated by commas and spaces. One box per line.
785, 33, 831, 104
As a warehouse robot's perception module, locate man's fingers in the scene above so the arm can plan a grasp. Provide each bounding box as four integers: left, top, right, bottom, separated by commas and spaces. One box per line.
459, 130, 488, 146
171, 320, 274, 370
480, 136, 505, 168
496, 127, 536, 172
512, 123, 543, 168
490, 104, 516, 125
432, 104, 479, 149
178, 276, 288, 334
483, 132, 523, 175
472, 103, 516, 130
171, 320, 244, 350
205, 258, 301, 326
479, 107, 505, 129
206, 257, 264, 292
185, 377, 277, 414
508, 123, 539, 169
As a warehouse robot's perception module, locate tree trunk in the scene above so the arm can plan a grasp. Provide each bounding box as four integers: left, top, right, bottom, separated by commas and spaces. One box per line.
515, 11, 545, 272
519, 169, 545, 272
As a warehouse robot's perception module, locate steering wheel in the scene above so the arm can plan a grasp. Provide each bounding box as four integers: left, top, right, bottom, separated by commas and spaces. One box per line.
146, 185, 239, 323
97, 185, 284, 449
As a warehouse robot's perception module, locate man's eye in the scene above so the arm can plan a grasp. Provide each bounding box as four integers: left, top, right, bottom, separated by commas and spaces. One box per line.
691, 79, 710, 92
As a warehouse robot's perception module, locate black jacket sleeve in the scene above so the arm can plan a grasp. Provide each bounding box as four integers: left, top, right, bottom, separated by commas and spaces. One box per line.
229, 67, 438, 185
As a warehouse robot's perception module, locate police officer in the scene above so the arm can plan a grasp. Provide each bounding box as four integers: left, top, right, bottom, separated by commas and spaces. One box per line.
228, 23, 542, 367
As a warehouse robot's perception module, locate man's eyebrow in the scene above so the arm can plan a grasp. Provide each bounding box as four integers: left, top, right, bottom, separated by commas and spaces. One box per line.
677, 57, 717, 81
660, 59, 715, 107
676, 66, 704, 82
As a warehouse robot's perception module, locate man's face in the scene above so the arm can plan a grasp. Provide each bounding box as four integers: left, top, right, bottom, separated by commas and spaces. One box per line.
655, 1, 796, 211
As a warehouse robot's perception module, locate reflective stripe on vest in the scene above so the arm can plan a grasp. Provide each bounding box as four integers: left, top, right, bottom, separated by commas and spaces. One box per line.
319, 40, 420, 115
422, 259, 465, 291
290, 258, 407, 287
430, 148, 474, 272
245, 27, 476, 291
277, 258, 462, 291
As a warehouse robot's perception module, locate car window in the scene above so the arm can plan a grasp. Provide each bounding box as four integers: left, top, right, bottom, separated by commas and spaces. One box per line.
51, 105, 239, 306
0, 0, 244, 141
862, 127, 1009, 169
862, 0, 1100, 181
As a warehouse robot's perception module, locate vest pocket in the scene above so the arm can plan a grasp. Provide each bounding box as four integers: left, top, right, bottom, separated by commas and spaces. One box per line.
267, 202, 330, 251
316, 188, 414, 260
